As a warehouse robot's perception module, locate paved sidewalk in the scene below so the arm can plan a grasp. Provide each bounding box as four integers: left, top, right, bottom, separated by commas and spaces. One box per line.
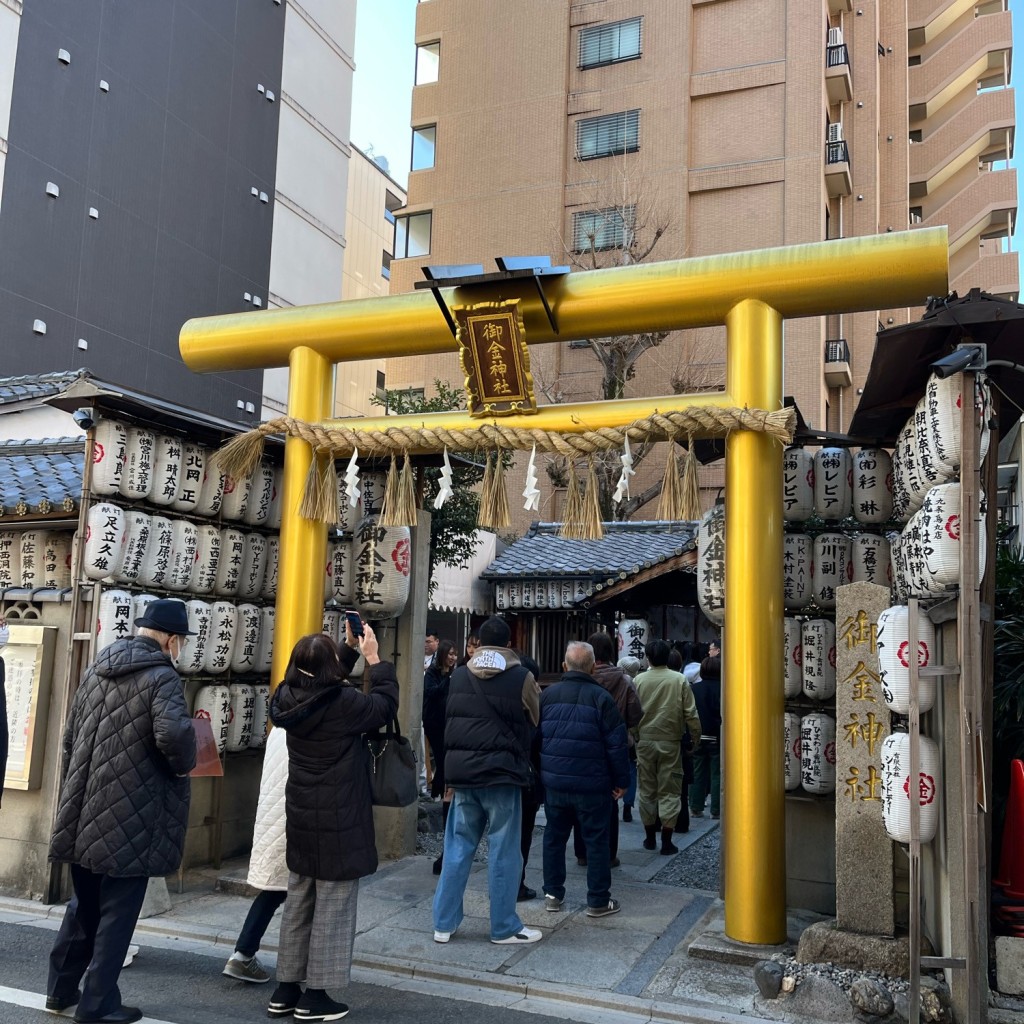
0, 814, 832, 1024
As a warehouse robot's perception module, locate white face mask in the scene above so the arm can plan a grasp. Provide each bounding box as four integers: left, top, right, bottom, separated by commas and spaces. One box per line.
168, 635, 182, 666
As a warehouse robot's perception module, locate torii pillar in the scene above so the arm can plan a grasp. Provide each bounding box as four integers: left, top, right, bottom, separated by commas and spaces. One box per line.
181, 228, 948, 944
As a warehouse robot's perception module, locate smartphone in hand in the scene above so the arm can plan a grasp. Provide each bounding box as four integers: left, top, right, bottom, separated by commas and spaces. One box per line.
345, 610, 365, 638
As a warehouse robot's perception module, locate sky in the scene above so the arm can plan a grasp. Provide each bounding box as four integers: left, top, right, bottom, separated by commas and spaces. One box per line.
349, 1, 1021, 269
349, 1, 418, 186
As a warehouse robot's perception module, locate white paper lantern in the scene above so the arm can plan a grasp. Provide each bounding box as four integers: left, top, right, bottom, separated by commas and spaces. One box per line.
890, 419, 916, 524
261, 537, 279, 600
322, 545, 334, 604
256, 606, 275, 673
0, 531, 20, 589
220, 468, 253, 521
231, 603, 262, 673
18, 530, 47, 588
243, 462, 275, 526
214, 529, 246, 596
533, 581, 548, 609
203, 601, 237, 674
149, 434, 183, 507
131, 593, 158, 632
361, 471, 388, 517
850, 533, 891, 587
813, 447, 852, 521
115, 512, 152, 585
876, 605, 937, 714
192, 525, 221, 595
494, 582, 508, 611
506, 580, 523, 608
118, 426, 155, 500
899, 514, 928, 598
560, 580, 575, 608
918, 482, 983, 593
193, 684, 231, 755
334, 467, 353, 532
91, 419, 128, 496
801, 619, 837, 700
782, 448, 814, 522
617, 619, 650, 664
323, 609, 343, 645
352, 517, 411, 620
268, 466, 285, 530
195, 450, 225, 516
96, 588, 134, 652
801, 712, 837, 795
42, 531, 73, 589
226, 683, 257, 752
784, 533, 812, 611
913, 396, 945, 495
852, 448, 893, 524
330, 539, 352, 603
177, 600, 212, 675
172, 444, 206, 512
521, 582, 535, 610
84, 503, 127, 581
138, 515, 173, 589
238, 533, 269, 600
784, 712, 803, 791
812, 533, 850, 611
926, 371, 992, 482
573, 579, 589, 605
166, 519, 199, 592
547, 581, 562, 609
249, 684, 270, 749
888, 530, 908, 603
783, 617, 803, 698
697, 505, 726, 626
881, 732, 940, 843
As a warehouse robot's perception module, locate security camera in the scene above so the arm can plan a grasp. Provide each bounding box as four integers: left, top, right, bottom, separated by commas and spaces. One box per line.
930, 344, 986, 380
72, 407, 97, 430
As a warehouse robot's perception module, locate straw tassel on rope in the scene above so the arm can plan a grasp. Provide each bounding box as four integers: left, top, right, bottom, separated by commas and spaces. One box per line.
680, 434, 703, 521
559, 465, 584, 539
578, 458, 604, 540
657, 442, 687, 522
298, 450, 338, 523
476, 454, 495, 529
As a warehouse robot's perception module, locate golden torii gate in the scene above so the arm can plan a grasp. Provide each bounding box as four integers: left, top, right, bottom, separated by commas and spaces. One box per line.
180, 227, 948, 946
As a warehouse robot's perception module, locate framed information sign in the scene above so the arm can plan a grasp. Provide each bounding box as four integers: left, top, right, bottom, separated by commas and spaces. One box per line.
3, 623, 57, 791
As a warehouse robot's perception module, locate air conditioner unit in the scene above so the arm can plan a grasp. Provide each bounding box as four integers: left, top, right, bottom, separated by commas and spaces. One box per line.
827, 122, 845, 144
827, 28, 844, 47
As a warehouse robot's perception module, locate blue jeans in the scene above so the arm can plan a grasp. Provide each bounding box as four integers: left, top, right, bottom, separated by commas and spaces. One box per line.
432, 785, 525, 941
543, 788, 612, 909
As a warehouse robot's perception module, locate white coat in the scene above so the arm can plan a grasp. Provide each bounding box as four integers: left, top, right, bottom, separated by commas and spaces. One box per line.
246, 726, 289, 891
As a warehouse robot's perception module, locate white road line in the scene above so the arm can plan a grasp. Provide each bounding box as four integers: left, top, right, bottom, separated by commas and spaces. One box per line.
0, 984, 177, 1024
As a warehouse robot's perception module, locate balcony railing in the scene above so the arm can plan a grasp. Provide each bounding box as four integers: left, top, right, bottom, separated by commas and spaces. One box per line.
826, 139, 849, 164
824, 339, 852, 388
826, 43, 850, 68
826, 339, 851, 364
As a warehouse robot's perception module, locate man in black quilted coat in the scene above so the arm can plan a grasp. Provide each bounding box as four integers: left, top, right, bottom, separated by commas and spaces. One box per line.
47, 599, 197, 1024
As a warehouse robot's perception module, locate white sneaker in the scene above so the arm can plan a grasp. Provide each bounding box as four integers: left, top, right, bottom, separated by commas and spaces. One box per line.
122, 944, 140, 968
433, 927, 455, 943
491, 926, 542, 945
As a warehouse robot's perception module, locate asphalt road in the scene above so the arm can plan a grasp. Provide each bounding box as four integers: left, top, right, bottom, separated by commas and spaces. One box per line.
0, 919, 571, 1024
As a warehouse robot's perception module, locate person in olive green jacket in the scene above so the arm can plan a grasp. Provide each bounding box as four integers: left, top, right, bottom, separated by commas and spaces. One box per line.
632, 639, 702, 855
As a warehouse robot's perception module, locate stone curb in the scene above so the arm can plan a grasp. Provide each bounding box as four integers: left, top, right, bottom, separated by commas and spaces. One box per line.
0, 894, 777, 1024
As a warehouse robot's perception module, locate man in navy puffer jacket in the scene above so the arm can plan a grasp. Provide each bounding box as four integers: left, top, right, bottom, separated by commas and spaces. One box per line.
539, 641, 630, 917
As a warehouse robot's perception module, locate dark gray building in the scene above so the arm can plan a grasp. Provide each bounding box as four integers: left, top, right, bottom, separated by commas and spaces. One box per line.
0, 1, 297, 423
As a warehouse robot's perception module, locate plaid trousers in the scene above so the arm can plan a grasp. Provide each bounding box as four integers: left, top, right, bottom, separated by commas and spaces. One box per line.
276, 872, 359, 990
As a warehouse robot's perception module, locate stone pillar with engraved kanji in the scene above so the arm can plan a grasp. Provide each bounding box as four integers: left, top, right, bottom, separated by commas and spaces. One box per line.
834, 581, 894, 936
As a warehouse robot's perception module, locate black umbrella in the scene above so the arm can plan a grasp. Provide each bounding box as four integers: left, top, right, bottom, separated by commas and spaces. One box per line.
849, 289, 1024, 445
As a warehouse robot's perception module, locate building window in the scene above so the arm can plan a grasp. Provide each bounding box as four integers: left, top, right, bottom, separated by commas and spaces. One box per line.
411, 125, 436, 171
576, 109, 640, 160
415, 42, 440, 84
572, 205, 635, 252
381, 249, 392, 279
579, 17, 643, 69
394, 211, 432, 258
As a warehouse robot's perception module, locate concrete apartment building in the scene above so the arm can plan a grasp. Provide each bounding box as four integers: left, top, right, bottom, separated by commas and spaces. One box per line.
386, 0, 1017, 522
0, 0, 355, 424
334, 146, 406, 419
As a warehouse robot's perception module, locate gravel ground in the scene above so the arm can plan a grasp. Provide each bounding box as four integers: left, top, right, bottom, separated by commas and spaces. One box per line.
771, 953, 913, 995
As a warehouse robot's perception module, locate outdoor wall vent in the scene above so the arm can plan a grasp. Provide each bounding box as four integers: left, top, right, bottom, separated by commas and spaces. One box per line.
259, 191, 269, 203
243, 292, 252, 303
236, 400, 245, 410
45, 181, 59, 198
257, 83, 266, 94
88, 207, 99, 219
99, 80, 109, 92
250, 186, 259, 197
57, 49, 71, 65
33, 320, 47, 335
266, 90, 275, 103
245, 402, 255, 413
252, 296, 263, 308
77, 338, 89, 350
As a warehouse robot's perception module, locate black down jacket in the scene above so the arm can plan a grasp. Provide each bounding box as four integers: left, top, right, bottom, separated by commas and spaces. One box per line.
49, 636, 196, 877
270, 648, 398, 882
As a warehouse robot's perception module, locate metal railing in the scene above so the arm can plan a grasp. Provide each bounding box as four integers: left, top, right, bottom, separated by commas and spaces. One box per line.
826, 43, 850, 68
826, 140, 850, 164
825, 338, 850, 363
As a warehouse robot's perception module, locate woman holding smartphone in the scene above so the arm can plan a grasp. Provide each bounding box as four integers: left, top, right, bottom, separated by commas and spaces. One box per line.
267, 621, 398, 1022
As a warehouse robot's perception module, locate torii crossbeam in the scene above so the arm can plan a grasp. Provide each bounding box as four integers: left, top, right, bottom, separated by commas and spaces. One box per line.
180, 227, 948, 946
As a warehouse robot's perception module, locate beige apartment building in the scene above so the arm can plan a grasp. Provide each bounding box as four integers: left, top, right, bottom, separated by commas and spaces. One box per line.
387, 0, 1016, 524
335, 146, 407, 418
